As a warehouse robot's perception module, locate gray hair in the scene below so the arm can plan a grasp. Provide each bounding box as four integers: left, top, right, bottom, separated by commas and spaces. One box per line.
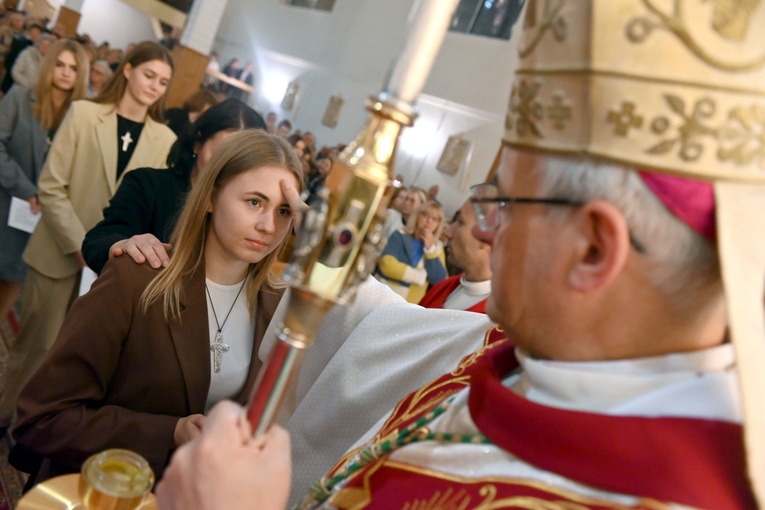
91, 60, 113, 76
35, 34, 54, 48
526, 153, 721, 308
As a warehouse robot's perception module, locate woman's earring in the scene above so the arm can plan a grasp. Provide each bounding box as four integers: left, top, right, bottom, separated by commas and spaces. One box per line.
192, 152, 197, 159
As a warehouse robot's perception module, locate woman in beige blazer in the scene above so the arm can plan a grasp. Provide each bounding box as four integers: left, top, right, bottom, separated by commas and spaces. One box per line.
0, 41, 177, 431
12, 130, 304, 483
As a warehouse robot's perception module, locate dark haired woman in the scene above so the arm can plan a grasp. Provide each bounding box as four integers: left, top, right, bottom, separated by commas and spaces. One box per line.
83, 98, 267, 274
0, 41, 177, 431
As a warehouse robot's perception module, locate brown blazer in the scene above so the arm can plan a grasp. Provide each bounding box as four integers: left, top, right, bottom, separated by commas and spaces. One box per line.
11, 255, 284, 482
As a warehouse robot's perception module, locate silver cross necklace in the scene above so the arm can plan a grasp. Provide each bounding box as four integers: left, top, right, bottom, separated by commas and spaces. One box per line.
205, 279, 247, 373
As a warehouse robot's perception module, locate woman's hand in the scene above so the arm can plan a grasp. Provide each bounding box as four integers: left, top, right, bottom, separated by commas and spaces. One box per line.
419, 229, 435, 250
109, 234, 173, 268
280, 179, 308, 230
27, 196, 40, 214
174, 414, 205, 446
157, 402, 291, 510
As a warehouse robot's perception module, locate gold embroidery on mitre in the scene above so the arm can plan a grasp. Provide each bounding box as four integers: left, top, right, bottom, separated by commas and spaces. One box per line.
520, 0, 567, 58
504, 0, 765, 182
624, 0, 765, 72
710, 0, 761, 42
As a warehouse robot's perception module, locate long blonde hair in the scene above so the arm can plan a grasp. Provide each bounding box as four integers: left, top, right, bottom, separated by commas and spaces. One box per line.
34, 39, 89, 132
92, 41, 173, 122
141, 129, 304, 319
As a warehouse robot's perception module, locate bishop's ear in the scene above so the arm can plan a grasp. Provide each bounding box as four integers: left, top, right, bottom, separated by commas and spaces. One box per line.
567, 200, 631, 292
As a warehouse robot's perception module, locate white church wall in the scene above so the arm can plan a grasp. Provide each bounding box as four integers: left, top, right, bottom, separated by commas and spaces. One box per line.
213, 0, 522, 215
69, 0, 156, 50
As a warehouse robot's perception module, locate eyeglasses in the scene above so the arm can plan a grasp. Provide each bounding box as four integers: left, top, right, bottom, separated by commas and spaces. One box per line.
469, 183, 647, 254
470, 183, 581, 232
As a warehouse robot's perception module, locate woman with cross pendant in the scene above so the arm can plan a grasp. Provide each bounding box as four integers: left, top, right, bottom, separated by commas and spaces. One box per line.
11, 129, 304, 486
0, 41, 177, 433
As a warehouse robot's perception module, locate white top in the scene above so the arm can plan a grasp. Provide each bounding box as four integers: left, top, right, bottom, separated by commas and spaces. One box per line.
382, 209, 404, 243
442, 275, 491, 310
275, 279, 495, 506
204, 278, 255, 413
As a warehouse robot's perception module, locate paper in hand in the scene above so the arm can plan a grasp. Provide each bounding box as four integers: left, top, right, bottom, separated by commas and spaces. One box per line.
8, 196, 41, 234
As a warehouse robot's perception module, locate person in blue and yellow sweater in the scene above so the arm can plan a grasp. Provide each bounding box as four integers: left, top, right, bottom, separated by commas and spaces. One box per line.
375, 200, 447, 303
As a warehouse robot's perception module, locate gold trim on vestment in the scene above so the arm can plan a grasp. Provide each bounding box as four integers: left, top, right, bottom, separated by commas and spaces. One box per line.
331, 459, 671, 510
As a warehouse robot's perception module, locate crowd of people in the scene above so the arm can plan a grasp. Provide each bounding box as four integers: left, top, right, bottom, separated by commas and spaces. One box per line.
0, 4, 463, 487
0, 1, 761, 509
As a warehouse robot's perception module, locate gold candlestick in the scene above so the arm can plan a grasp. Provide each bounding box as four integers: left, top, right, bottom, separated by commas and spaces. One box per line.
246, 0, 460, 437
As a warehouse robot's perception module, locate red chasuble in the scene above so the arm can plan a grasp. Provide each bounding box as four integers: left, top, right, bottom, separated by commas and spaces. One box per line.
418, 274, 487, 313
324, 338, 755, 509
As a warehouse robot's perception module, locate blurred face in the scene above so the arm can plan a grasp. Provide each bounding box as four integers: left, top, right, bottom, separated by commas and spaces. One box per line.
28, 27, 42, 42
416, 207, 441, 235
390, 189, 406, 212
11, 14, 24, 31
277, 124, 290, 137
294, 140, 305, 157
206, 166, 298, 271
123, 59, 172, 108
195, 130, 237, 174
90, 65, 110, 89
317, 158, 332, 176
303, 132, 314, 147
402, 191, 423, 217
38, 38, 52, 56
52, 50, 78, 91
442, 201, 482, 271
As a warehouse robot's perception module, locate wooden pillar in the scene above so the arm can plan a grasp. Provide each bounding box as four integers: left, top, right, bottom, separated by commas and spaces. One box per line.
165, 0, 230, 108
55, 6, 81, 37
165, 44, 209, 108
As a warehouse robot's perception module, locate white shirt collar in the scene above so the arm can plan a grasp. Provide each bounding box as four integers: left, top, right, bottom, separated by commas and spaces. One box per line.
509, 343, 741, 421
459, 275, 492, 297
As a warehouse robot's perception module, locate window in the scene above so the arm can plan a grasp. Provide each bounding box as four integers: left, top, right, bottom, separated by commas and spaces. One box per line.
285, 0, 336, 11
450, 0, 525, 40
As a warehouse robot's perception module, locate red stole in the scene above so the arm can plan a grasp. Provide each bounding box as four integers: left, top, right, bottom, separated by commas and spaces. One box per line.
419, 274, 487, 313
328, 340, 755, 509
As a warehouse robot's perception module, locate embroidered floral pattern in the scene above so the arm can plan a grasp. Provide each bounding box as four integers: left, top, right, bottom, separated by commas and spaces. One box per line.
627, 0, 765, 72
519, 0, 567, 58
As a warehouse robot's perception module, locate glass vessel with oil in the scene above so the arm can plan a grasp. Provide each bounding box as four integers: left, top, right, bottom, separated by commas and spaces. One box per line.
79, 449, 155, 510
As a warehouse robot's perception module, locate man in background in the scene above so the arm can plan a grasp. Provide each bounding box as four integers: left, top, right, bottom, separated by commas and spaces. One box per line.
419, 198, 491, 312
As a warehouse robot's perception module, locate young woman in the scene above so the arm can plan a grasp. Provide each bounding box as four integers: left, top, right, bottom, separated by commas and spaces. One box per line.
82, 98, 267, 274
12, 129, 304, 484
0, 41, 177, 431
376, 200, 448, 303
381, 184, 408, 242
0, 39, 89, 333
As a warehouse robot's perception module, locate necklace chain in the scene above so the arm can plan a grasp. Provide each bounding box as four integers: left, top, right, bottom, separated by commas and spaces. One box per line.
205, 279, 247, 334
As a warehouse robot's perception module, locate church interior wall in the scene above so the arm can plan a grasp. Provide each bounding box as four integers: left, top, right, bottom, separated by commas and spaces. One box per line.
45, 0, 157, 49
213, 0, 522, 215
49, 0, 522, 215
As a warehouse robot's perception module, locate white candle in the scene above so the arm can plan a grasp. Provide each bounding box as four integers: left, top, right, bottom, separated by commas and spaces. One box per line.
382, 0, 460, 107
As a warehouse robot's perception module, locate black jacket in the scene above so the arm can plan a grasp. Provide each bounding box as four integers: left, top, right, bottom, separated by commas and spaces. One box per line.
82, 166, 190, 274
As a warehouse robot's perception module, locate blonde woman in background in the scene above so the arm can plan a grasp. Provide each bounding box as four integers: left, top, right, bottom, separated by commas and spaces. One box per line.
376, 200, 448, 303
0, 39, 89, 336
